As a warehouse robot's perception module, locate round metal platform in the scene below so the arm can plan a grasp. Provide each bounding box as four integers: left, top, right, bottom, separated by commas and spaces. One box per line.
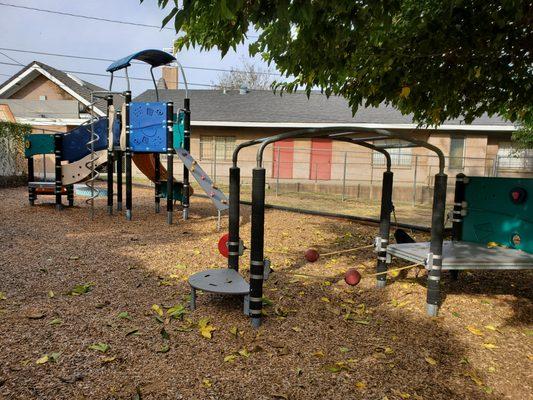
188, 268, 249, 295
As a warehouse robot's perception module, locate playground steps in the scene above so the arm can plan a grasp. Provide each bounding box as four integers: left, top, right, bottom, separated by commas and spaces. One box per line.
175, 149, 229, 212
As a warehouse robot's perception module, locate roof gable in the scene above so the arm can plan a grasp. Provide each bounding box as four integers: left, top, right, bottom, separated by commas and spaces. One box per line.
0, 61, 107, 116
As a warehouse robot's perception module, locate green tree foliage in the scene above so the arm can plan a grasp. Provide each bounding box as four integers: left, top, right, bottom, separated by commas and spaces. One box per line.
144, 0, 532, 146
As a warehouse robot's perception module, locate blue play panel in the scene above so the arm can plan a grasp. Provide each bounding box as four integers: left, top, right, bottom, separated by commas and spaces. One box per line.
62, 118, 109, 162
129, 102, 168, 153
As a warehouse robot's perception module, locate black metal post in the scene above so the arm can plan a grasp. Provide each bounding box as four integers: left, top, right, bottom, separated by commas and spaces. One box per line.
182, 98, 191, 220
426, 173, 448, 316
116, 150, 123, 211
28, 156, 35, 205
154, 153, 161, 213
67, 185, 74, 206
249, 167, 266, 328
228, 166, 241, 271
54, 133, 62, 210
450, 173, 466, 280
124, 91, 132, 220
376, 171, 394, 287
106, 94, 114, 214
166, 102, 174, 224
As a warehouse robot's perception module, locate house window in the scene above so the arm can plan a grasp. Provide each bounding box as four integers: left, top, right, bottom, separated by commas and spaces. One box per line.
39, 95, 47, 101
200, 136, 236, 160
449, 136, 465, 169
497, 143, 532, 170
372, 139, 412, 166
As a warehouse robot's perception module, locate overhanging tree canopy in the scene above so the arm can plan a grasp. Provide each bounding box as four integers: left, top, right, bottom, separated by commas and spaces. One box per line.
145, 0, 533, 146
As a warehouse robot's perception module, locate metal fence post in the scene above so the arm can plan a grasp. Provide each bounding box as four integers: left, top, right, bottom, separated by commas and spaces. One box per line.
213, 141, 217, 185
341, 151, 347, 201
412, 155, 418, 206
275, 146, 281, 196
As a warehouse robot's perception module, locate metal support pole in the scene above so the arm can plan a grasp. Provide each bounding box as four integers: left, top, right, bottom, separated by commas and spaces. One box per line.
54, 133, 62, 210
106, 95, 114, 214
67, 185, 74, 206
412, 155, 418, 206
182, 98, 191, 220
376, 171, 393, 288
28, 156, 35, 205
341, 151, 347, 201
124, 91, 132, 220
154, 153, 161, 213
426, 173, 448, 316
213, 143, 217, 185
116, 150, 123, 211
166, 102, 174, 224
249, 167, 266, 328
228, 166, 241, 271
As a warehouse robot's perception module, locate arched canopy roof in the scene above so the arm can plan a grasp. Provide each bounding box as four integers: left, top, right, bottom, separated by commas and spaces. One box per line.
106, 49, 176, 73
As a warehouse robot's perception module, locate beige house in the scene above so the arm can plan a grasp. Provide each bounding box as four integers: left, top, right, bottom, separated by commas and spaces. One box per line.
135, 88, 531, 201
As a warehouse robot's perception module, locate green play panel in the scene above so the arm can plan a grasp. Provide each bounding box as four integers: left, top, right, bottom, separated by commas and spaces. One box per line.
463, 177, 532, 253
173, 111, 185, 149
24, 134, 55, 157
160, 182, 185, 203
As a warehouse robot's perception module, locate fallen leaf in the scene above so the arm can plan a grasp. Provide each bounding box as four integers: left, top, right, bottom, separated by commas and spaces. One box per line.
102, 356, 116, 363
167, 304, 186, 319
224, 354, 237, 363
151, 304, 163, 317
118, 311, 131, 320
482, 343, 498, 350
69, 283, 94, 296
0, 292, 6, 300
156, 344, 170, 353
36, 355, 49, 364
48, 291, 55, 298
466, 326, 484, 336
198, 318, 216, 339
126, 328, 140, 336
320, 297, 330, 303
355, 381, 366, 390
238, 348, 250, 358
425, 356, 437, 365
202, 378, 212, 388
339, 347, 350, 353
291, 326, 302, 332
464, 370, 484, 386
49, 318, 62, 326
88, 343, 109, 353
312, 351, 325, 358
26, 311, 46, 320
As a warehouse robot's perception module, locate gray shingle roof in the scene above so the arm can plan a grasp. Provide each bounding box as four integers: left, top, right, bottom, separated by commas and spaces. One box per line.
0, 61, 123, 115
134, 89, 512, 128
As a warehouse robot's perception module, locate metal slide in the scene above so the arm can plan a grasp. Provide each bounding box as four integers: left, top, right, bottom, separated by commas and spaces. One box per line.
175, 149, 229, 212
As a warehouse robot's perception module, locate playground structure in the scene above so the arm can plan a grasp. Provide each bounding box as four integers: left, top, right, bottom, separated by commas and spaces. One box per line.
189, 127, 533, 327
24, 49, 228, 223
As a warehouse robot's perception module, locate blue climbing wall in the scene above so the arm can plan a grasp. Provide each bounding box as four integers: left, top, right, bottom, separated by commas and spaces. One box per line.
62, 118, 108, 163
463, 177, 533, 253
129, 102, 167, 153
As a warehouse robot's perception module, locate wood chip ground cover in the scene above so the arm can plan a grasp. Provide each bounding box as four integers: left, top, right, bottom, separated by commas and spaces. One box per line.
0, 187, 531, 399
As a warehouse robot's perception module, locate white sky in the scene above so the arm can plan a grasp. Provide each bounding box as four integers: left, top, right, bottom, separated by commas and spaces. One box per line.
0, 0, 276, 95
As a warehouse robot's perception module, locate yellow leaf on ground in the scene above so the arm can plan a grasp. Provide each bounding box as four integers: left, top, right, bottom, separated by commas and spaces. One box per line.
484, 325, 499, 332
224, 354, 237, 363
482, 343, 498, 350
198, 318, 216, 339
425, 356, 437, 365
466, 326, 484, 336
48, 291, 54, 298
238, 348, 250, 358
464, 370, 484, 386
320, 297, 330, 303
291, 326, 302, 332
151, 304, 163, 317
312, 351, 325, 357
36, 355, 49, 364
0, 292, 6, 300
202, 378, 212, 388
355, 381, 366, 390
